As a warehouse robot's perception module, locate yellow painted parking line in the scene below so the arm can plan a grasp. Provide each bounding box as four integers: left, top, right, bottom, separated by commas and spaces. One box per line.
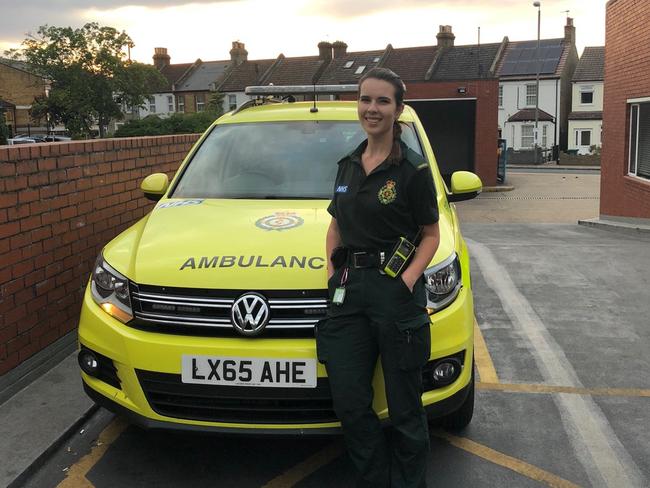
262, 442, 344, 488
434, 430, 581, 488
473, 319, 499, 383
57, 417, 128, 488
477, 381, 650, 398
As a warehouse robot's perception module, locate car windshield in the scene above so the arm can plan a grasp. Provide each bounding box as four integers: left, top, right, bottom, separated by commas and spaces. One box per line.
171, 121, 424, 199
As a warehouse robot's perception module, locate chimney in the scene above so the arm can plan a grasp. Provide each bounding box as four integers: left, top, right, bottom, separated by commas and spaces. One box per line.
564, 17, 576, 45
436, 25, 455, 48
332, 41, 348, 59
318, 41, 332, 61
152, 47, 170, 70
230, 41, 248, 66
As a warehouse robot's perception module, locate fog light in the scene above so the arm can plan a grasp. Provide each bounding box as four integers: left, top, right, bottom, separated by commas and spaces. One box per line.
432, 359, 462, 386
78, 350, 99, 375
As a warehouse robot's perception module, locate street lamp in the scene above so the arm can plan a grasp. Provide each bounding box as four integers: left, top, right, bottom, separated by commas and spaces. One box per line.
533, 1, 541, 163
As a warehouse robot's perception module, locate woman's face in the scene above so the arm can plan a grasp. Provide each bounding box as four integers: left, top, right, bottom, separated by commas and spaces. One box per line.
358, 78, 404, 138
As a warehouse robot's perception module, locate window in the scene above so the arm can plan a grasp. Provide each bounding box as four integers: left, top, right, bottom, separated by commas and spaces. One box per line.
526, 84, 537, 107
521, 125, 534, 148
498, 85, 503, 108
344, 61, 354, 68
542, 125, 547, 148
373, 57, 380, 62
196, 94, 205, 112
228, 94, 237, 111
580, 86, 594, 105
355, 65, 366, 75
629, 102, 650, 179
167, 95, 174, 112
149, 97, 156, 113
575, 129, 591, 146
178, 95, 185, 113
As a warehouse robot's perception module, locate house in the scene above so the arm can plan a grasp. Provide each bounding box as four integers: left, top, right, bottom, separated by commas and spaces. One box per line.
0, 58, 49, 136
315, 27, 504, 186
568, 46, 605, 155
600, 0, 650, 222
217, 56, 278, 110
497, 18, 579, 160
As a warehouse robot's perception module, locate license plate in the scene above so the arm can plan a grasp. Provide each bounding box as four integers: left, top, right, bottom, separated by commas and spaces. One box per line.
181, 355, 317, 388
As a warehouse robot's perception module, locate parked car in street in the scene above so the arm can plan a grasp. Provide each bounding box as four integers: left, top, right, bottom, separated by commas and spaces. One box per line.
77, 85, 483, 435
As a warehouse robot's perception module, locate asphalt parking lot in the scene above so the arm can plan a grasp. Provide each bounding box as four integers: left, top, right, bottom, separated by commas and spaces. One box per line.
20, 170, 650, 488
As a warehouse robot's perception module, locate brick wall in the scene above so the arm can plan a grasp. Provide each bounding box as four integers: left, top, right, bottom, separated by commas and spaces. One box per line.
0, 135, 200, 375
601, 0, 650, 219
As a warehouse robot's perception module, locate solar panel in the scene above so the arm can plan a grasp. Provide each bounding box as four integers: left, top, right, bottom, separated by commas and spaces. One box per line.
501, 40, 564, 75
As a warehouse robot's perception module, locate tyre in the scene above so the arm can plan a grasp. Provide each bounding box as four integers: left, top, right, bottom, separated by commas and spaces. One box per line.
440, 361, 475, 432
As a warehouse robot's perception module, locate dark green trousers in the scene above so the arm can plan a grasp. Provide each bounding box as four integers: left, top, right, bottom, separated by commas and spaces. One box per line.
316, 267, 431, 488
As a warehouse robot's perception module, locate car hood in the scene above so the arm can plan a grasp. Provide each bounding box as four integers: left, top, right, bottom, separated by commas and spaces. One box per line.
103, 199, 456, 289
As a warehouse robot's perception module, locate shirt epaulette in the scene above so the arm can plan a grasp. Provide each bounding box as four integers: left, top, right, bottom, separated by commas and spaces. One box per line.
402, 143, 429, 170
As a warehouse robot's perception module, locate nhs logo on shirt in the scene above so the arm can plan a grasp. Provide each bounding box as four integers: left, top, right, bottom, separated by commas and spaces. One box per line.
336, 185, 348, 193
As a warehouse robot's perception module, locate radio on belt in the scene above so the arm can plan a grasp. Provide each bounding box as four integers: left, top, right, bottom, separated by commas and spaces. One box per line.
383, 237, 416, 278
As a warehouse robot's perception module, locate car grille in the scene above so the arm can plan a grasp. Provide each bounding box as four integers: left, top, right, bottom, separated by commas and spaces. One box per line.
130, 284, 327, 337
136, 370, 337, 424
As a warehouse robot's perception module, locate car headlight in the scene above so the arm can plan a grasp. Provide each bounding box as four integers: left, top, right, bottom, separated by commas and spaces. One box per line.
423, 254, 462, 312
90, 254, 133, 323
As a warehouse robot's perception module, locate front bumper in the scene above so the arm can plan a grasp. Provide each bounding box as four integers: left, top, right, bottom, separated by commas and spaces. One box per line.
79, 283, 474, 434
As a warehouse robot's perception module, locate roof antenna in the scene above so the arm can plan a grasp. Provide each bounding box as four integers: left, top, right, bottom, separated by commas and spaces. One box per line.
561, 10, 570, 20
310, 83, 318, 113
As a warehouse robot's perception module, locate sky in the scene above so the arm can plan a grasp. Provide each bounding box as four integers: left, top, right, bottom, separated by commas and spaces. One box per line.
1, 0, 607, 64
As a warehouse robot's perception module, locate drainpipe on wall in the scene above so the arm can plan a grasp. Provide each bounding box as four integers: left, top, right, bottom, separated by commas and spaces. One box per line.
554, 78, 559, 162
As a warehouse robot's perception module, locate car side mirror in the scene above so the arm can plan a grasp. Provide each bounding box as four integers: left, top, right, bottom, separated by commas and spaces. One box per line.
141, 173, 170, 201
448, 171, 482, 202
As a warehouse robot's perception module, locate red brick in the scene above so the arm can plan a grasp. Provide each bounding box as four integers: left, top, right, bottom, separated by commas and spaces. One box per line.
60, 206, 78, 220
7, 334, 29, 355
28, 172, 49, 187
45, 262, 63, 279
39, 185, 58, 199
49, 169, 68, 184
5, 304, 27, 326
8, 204, 30, 221
0, 324, 17, 344
16, 160, 38, 174
35, 279, 55, 296
38, 158, 57, 171
57, 155, 75, 169
5, 176, 27, 191
18, 340, 40, 361
0, 193, 18, 209
18, 189, 40, 204
58, 181, 76, 195
0, 221, 20, 239
24, 268, 45, 287
12, 259, 34, 279
19, 215, 42, 232
31, 226, 53, 243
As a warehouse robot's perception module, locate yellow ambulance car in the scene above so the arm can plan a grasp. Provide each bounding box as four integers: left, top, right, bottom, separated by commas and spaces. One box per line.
77, 86, 482, 434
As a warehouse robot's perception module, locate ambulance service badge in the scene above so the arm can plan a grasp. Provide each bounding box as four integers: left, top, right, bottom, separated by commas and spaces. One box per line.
377, 179, 397, 204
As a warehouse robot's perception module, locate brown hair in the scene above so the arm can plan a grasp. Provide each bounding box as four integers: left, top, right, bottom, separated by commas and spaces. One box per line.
358, 67, 406, 163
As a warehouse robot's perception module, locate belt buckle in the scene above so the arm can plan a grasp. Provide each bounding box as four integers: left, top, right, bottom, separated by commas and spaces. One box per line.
352, 252, 366, 268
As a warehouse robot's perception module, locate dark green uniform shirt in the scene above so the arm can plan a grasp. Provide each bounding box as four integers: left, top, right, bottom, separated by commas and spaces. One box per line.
328, 140, 439, 250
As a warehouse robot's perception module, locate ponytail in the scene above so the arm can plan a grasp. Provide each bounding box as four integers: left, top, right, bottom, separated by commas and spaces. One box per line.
389, 120, 403, 164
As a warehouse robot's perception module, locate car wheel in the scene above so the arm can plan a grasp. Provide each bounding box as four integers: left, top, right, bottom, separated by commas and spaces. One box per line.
439, 360, 475, 432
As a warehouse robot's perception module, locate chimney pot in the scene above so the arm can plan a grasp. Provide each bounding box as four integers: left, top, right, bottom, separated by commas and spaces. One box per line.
152, 47, 170, 70
230, 41, 248, 66
318, 41, 332, 61
332, 40, 348, 59
436, 25, 455, 48
564, 17, 576, 45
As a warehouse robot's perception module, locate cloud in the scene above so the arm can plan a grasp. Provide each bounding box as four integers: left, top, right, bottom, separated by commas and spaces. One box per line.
0, 1, 240, 43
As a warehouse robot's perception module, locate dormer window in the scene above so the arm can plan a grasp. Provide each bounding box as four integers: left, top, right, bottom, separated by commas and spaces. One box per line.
344, 61, 354, 68
580, 86, 594, 105
355, 65, 366, 75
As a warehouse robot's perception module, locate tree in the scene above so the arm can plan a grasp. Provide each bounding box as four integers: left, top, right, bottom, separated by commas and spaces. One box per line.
0, 103, 9, 145
207, 90, 225, 117
7, 23, 166, 138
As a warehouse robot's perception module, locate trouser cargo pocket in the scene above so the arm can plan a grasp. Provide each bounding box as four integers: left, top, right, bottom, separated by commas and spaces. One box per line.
395, 318, 431, 371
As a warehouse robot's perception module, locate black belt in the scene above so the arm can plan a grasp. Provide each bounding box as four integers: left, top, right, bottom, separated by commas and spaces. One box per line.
346, 249, 386, 269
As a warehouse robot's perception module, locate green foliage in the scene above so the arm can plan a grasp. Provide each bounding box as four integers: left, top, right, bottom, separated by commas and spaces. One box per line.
114, 111, 219, 137
0, 106, 9, 145
207, 91, 225, 116
6, 23, 166, 138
